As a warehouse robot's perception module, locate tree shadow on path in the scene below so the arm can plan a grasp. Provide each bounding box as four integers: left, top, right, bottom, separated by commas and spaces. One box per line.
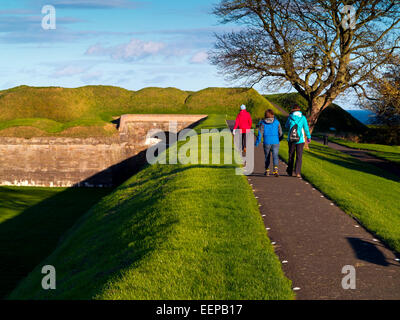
347, 238, 400, 267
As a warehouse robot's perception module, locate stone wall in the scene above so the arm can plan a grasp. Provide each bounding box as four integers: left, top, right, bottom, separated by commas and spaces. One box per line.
0, 115, 207, 187
119, 114, 206, 143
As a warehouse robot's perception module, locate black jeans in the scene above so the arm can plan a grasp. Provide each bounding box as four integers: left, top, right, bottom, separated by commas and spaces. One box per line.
288, 142, 305, 176
241, 133, 247, 151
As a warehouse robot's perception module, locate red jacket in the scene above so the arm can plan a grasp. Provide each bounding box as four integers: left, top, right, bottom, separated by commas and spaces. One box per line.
234, 110, 253, 133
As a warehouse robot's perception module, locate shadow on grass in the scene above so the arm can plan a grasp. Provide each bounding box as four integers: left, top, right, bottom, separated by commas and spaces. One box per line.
1, 148, 155, 298
315, 138, 400, 178
49, 187, 180, 300
120, 164, 238, 191
307, 144, 400, 183
367, 151, 400, 165
9, 162, 240, 299
1, 140, 153, 298
0, 187, 113, 299
3, 119, 239, 299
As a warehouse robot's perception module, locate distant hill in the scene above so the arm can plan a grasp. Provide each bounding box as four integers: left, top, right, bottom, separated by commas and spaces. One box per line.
0, 85, 281, 137
347, 110, 377, 125
265, 93, 367, 133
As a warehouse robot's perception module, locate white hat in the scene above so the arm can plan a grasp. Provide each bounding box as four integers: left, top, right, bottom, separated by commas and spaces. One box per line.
241, 105, 246, 110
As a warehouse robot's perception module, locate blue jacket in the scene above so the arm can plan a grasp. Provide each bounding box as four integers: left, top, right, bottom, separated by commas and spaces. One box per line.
256, 118, 282, 146
285, 112, 311, 144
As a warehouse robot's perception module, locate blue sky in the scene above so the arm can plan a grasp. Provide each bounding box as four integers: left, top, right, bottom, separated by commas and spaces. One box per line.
0, 0, 244, 91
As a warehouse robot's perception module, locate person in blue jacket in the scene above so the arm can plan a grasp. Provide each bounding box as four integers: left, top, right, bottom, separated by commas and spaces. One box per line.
256, 109, 283, 177
285, 105, 312, 178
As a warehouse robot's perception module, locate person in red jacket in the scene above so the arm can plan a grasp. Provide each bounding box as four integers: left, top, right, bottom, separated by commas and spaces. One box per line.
233, 105, 253, 154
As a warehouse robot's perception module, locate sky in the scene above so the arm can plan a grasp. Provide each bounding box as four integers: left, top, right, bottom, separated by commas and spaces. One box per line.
0, 0, 244, 91
0, 0, 363, 110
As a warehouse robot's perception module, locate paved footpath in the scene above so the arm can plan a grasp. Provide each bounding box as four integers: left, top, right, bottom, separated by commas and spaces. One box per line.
228, 121, 400, 300
313, 137, 400, 179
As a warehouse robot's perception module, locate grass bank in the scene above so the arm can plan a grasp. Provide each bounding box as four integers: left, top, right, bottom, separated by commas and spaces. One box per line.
0, 86, 281, 137
328, 137, 400, 165
9, 115, 293, 300
0, 187, 113, 298
279, 141, 400, 253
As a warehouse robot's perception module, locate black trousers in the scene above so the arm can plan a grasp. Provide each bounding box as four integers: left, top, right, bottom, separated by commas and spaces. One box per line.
241, 133, 247, 151
288, 142, 305, 175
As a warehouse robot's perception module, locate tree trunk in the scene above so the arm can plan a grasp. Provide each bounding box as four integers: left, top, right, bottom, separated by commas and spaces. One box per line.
307, 100, 326, 134
303, 100, 327, 150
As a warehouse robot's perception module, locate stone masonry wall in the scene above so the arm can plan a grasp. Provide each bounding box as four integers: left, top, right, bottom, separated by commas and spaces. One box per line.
0, 115, 207, 187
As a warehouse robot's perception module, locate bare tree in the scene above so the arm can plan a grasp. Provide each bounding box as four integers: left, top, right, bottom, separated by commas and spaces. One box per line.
363, 62, 400, 124
210, 0, 400, 132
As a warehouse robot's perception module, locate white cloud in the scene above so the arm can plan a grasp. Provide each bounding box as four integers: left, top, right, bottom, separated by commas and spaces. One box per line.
113, 39, 166, 60
81, 71, 103, 83
143, 75, 169, 85
30, 0, 143, 9
53, 65, 87, 77
86, 39, 167, 61
190, 51, 209, 64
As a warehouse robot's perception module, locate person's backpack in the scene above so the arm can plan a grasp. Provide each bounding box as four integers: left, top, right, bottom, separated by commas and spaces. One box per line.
289, 118, 301, 143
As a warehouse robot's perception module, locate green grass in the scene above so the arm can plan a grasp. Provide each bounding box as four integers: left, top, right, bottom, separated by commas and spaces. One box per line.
266, 93, 309, 113
279, 141, 400, 253
9, 115, 293, 300
0, 86, 281, 137
0, 118, 108, 133
186, 88, 282, 119
328, 138, 400, 165
0, 187, 113, 298
266, 93, 367, 133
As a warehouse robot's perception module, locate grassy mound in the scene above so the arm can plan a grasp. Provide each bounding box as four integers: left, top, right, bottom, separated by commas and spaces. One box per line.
0, 86, 280, 137
0, 85, 130, 123
130, 87, 189, 113
279, 141, 400, 253
9, 115, 293, 300
265, 93, 308, 113
266, 93, 367, 133
186, 88, 281, 119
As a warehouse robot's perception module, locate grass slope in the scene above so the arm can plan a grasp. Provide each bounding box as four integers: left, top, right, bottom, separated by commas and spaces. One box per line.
0, 187, 113, 298
266, 93, 367, 133
0, 86, 280, 137
9, 115, 293, 300
186, 88, 281, 119
279, 142, 400, 253
328, 138, 400, 165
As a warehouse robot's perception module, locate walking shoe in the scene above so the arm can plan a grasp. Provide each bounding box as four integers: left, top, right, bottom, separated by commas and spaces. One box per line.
273, 167, 279, 177
264, 169, 270, 177
286, 168, 293, 177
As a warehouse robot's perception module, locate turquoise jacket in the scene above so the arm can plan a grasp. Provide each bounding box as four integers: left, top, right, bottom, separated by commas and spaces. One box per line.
285, 112, 311, 144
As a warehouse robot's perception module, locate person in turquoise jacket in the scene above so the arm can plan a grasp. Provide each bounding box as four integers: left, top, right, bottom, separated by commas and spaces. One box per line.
285, 105, 312, 178
256, 109, 283, 177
